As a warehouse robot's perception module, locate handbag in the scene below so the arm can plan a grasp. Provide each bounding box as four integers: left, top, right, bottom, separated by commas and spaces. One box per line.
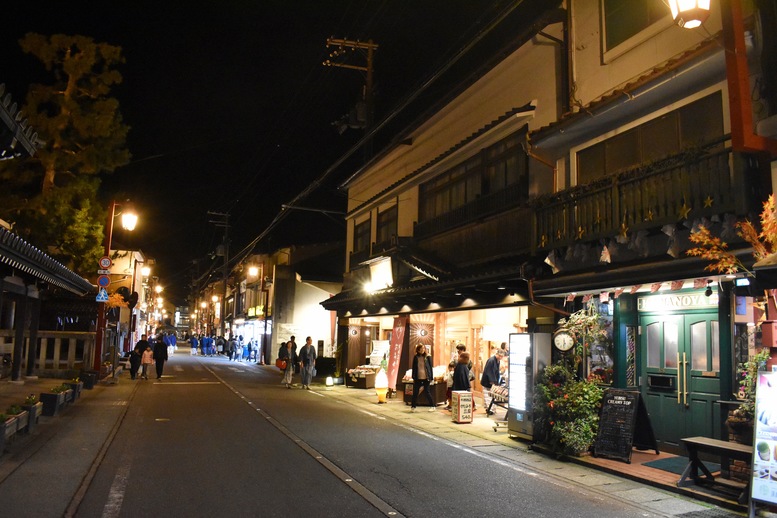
275, 358, 287, 370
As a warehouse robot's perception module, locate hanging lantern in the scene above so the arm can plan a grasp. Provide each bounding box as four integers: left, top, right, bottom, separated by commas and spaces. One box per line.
668, 0, 711, 29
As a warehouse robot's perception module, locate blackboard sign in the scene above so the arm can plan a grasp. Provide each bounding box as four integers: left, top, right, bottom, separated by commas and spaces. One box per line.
593, 389, 658, 463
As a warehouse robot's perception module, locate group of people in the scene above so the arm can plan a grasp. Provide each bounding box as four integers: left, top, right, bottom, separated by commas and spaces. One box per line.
278, 335, 317, 389
411, 342, 506, 414
129, 333, 169, 380
188, 333, 261, 361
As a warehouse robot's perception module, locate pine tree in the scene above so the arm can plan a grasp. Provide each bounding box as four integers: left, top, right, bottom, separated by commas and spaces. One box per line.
0, 33, 131, 277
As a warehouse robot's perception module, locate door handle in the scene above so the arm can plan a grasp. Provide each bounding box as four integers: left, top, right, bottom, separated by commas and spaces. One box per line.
677, 352, 682, 404
683, 352, 688, 407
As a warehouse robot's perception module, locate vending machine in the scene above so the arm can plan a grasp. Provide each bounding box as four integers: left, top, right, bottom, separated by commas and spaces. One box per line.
507, 332, 552, 441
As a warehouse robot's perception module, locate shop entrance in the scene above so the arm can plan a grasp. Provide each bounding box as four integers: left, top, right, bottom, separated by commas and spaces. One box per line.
640, 312, 720, 454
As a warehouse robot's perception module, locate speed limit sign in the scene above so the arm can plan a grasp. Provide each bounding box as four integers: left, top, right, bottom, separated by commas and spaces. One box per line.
99, 256, 112, 269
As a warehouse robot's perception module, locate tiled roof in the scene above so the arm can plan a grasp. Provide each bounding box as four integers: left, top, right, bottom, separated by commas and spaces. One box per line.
0, 227, 94, 295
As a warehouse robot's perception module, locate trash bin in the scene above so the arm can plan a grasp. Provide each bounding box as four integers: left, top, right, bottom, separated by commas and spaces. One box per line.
451, 391, 473, 423
80, 370, 98, 389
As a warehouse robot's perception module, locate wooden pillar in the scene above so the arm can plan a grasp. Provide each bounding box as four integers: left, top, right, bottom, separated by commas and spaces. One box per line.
25, 296, 41, 377
11, 290, 28, 381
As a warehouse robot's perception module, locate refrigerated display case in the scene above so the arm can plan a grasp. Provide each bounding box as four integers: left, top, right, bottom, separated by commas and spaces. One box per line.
507, 332, 551, 441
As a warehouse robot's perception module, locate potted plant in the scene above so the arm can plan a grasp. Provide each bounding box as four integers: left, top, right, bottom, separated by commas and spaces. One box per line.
40, 384, 69, 416
726, 348, 769, 445
533, 362, 604, 457
6, 404, 29, 435
22, 394, 43, 433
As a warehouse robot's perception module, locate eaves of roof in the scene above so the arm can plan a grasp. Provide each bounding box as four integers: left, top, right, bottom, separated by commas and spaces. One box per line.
0, 228, 94, 295
530, 37, 721, 146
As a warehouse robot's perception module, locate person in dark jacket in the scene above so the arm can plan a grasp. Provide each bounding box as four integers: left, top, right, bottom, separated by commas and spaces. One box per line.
480, 348, 503, 415
410, 344, 436, 412
152, 335, 169, 379
130, 334, 149, 380
453, 351, 471, 392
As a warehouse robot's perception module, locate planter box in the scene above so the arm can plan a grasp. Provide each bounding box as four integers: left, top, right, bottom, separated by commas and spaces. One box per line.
22, 402, 43, 433
40, 392, 66, 416
62, 389, 75, 406
11, 410, 29, 434
0, 415, 17, 453
65, 381, 84, 399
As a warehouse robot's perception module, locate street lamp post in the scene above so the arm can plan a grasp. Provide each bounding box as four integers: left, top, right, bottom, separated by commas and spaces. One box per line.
94, 200, 137, 373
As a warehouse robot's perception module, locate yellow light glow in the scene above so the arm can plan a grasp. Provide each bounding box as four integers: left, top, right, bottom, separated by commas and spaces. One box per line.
248, 266, 259, 277
668, 0, 710, 28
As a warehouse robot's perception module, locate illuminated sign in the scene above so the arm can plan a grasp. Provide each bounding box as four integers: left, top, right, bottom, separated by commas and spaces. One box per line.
637, 291, 718, 312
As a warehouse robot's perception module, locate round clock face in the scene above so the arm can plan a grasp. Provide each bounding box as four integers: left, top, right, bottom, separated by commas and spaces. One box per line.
553, 330, 575, 352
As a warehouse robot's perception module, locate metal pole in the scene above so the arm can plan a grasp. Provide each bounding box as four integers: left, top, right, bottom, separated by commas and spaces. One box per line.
94, 201, 117, 373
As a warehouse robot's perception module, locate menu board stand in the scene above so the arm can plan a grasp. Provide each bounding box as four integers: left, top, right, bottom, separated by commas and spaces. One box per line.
593, 389, 658, 463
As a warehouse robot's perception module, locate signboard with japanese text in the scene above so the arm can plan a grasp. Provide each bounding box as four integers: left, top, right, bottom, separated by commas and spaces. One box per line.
452, 391, 472, 423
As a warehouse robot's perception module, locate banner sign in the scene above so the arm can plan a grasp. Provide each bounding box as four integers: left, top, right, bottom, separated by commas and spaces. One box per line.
752, 371, 777, 504
386, 316, 407, 391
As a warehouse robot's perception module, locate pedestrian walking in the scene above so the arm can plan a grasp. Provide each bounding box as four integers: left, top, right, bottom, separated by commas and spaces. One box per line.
189, 334, 199, 355
289, 336, 298, 374
141, 345, 154, 380
298, 336, 317, 389
153, 335, 169, 379
279, 341, 294, 388
130, 334, 149, 380
410, 344, 436, 412
227, 336, 236, 360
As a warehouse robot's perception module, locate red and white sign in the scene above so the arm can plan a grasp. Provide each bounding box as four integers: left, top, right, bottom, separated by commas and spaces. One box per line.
99, 256, 112, 269
97, 275, 110, 288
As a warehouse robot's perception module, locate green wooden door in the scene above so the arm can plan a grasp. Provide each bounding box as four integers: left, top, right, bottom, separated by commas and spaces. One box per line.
641, 313, 720, 453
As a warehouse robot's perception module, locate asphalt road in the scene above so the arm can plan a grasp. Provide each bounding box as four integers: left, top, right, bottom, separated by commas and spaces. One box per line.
61, 351, 679, 517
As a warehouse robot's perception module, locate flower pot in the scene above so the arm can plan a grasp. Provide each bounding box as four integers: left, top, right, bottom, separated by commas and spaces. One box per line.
22, 402, 43, 433
62, 389, 75, 406
40, 392, 66, 416
80, 370, 98, 389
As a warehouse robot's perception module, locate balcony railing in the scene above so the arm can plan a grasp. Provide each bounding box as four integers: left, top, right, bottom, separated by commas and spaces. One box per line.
534, 142, 745, 252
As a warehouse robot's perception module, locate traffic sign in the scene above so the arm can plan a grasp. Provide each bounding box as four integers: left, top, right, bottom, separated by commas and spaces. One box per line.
97, 275, 110, 287
96, 287, 109, 302
97, 269, 111, 275
99, 256, 112, 269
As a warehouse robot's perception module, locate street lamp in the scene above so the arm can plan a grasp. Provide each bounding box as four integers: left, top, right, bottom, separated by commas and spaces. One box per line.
668, 0, 710, 29
94, 200, 138, 373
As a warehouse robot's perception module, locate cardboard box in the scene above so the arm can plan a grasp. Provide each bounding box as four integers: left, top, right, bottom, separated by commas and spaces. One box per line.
452, 391, 472, 423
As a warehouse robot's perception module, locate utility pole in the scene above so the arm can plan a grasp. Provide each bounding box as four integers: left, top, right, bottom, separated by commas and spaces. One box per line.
324, 37, 378, 157
208, 211, 230, 338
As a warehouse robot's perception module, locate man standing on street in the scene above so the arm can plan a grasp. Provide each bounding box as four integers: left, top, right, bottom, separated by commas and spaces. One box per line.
480, 347, 502, 415
298, 336, 317, 389
153, 334, 169, 380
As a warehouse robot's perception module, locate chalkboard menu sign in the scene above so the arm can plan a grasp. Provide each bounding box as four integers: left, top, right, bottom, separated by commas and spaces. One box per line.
593, 389, 658, 463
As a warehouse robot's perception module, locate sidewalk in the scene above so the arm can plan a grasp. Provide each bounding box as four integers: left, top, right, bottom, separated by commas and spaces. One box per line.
316, 378, 755, 517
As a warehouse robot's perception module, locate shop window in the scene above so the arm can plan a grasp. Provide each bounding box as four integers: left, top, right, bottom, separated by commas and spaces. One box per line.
603, 0, 667, 51
376, 205, 397, 246
576, 92, 723, 185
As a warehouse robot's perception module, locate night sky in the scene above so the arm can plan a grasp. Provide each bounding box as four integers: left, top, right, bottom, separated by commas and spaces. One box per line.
3, 1, 521, 304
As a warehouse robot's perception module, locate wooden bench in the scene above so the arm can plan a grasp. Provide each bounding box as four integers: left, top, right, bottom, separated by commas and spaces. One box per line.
679, 436, 752, 503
